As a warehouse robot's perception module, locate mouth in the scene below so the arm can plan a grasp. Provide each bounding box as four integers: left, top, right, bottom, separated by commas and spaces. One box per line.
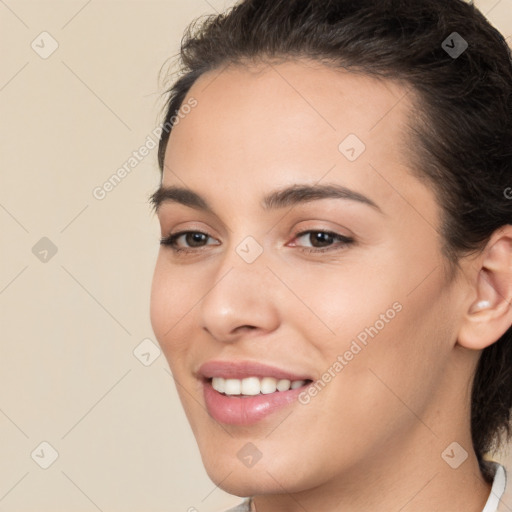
208, 376, 313, 397
198, 360, 314, 425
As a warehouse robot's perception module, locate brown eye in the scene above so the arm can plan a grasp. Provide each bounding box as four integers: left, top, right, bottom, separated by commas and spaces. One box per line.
307, 231, 335, 247
183, 232, 209, 247
160, 231, 219, 250
292, 230, 354, 253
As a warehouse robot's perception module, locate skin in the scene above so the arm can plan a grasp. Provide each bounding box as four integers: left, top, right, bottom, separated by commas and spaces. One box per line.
150, 59, 512, 511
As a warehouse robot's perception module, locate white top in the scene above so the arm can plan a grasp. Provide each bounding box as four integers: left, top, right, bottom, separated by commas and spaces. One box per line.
223, 462, 508, 512
482, 463, 507, 512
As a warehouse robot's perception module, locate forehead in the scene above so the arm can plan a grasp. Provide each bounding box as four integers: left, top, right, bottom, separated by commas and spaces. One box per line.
165, 59, 414, 170
186, 59, 412, 131
161, 59, 435, 222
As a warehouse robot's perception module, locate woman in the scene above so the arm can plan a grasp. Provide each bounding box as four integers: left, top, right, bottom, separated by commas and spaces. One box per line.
149, 1, 512, 510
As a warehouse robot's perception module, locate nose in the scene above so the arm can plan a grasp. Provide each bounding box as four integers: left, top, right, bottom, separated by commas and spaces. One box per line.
199, 249, 281, 343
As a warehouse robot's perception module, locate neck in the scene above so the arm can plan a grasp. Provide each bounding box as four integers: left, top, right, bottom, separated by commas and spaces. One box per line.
251, 347, 493, 512
252, 427, 492, 512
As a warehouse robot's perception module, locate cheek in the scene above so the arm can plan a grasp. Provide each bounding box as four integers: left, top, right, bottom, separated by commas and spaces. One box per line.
277, 255, 401, 354
284, 252, 452, 407
149, 255, 199, 359
316, 274, 453, 441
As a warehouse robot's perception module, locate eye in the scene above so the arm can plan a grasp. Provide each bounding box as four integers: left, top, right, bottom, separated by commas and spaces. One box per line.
159, 229, 354, 255
159, 230, 219, 252
290, 230, 354, 253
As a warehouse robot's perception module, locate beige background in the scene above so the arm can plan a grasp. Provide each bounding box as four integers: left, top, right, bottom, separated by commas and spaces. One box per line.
1, 1, 511, 511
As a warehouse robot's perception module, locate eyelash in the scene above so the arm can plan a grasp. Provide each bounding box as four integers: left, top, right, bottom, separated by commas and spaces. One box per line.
159, 230, 354, 255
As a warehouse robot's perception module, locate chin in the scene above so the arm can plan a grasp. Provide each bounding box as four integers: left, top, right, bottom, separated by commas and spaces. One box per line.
200, 449, 315, 497
203, 466, 285, 497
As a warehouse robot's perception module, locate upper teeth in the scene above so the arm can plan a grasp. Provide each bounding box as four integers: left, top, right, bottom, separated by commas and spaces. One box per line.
212, 376, 307, 395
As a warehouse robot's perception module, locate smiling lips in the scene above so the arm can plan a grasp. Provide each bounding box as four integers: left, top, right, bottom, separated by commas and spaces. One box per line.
199, 360, 313, 425
211, 376, 309, 396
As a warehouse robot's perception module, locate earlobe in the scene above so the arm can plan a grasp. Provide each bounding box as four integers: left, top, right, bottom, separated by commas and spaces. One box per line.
457, 226, 512, 351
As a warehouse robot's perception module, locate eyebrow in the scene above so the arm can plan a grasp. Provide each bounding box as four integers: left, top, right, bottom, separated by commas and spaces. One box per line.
149, 183, 382, 214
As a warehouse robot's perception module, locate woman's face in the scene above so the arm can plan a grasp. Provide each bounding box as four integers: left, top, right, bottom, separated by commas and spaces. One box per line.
150, 60, 470, 496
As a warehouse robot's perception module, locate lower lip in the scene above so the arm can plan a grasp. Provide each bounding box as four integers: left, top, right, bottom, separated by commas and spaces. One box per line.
203, 380, 309, 425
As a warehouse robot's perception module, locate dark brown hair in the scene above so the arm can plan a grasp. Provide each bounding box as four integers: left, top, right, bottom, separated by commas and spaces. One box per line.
155, 0, 512, 481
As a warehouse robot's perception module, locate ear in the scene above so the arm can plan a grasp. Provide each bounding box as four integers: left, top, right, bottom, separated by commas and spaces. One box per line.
457, 225, 512, 350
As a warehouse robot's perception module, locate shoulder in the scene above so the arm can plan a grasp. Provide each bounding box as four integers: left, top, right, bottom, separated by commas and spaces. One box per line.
494, 463, 512, 512
222, 498, 252, 512
488, 460, 509, 512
